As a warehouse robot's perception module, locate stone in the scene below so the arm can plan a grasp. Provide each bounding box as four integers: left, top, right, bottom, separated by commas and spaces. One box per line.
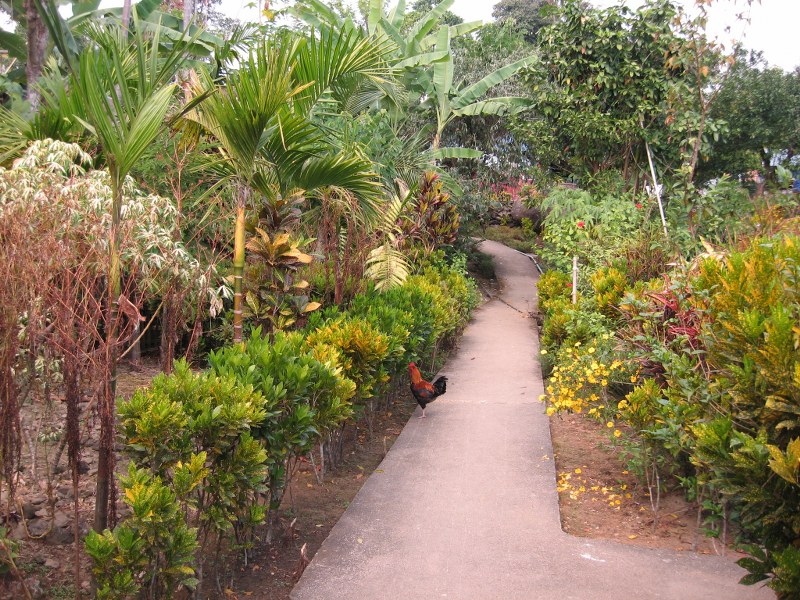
27, 518, 49, 538
21, 501, 39, 520
53, 510, 71, 529
56, 484, 74, 500
44, 558, 60, 570
45, 525, 74, 546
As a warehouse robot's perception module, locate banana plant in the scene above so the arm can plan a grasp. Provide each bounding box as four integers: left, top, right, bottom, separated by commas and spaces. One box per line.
289, 0, 481, 77
0, 0, 219, 87
428, 25, 535, 154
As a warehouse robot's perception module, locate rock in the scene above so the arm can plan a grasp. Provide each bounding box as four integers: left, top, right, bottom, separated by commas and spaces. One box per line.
77, 460, 90, 475
44, 558, 60, 569
45, 525, 74, 545
27, 518, 50, 538
53, 510, 71, 529
29, 493, 47, 506
56, 484, 74, 500
21, 501, 40, 520
10, 522, 27, 540
25, 577, 46, 599
7, 578, 46, 600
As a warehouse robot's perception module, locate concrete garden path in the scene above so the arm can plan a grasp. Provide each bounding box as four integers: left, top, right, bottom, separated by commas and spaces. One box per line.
292, 240, 772, 600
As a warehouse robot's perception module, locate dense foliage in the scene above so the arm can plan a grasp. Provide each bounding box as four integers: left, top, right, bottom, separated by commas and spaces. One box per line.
87, 261, 478, 595
538, 187, 800, 595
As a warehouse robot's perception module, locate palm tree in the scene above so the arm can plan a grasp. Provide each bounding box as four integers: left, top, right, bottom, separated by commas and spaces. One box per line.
187, 27, 396, 343
66, 15, 201, 532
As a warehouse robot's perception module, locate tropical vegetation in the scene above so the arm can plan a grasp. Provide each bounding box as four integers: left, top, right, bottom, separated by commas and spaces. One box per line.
0, 0, 798, 597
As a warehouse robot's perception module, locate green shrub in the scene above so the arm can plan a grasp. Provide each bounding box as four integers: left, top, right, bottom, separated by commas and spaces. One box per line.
540, 188, 644, 272
85, 465, 200, 600
591, 266, 627, 319
305, 317, 390, 406
119, 361, 268, 551
208, 331, 355, 513
537, 270, 571, 312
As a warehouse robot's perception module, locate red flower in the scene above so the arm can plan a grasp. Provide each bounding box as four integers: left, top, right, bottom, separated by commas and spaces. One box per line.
635, 203, 643, 209
567, 283, 573, 287
577, 221, 585, 229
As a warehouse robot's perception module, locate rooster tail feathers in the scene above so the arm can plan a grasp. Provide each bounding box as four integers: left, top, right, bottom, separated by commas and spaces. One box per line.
432, 376, 447, 396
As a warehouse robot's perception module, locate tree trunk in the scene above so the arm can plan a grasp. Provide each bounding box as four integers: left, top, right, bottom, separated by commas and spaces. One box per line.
232, 190, 248, 345
94, 175, 123, 533
24, 0, 48, 111
183, 0, 195, 29
121, 0, 132, 37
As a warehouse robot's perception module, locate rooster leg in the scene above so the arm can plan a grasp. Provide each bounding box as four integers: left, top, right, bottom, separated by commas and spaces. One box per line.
418, 406, 426, 419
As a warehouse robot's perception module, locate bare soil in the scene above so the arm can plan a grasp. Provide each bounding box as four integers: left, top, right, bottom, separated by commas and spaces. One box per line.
549, 411, 743, 557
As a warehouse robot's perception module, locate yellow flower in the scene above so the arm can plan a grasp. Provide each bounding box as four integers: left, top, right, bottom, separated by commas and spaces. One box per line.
601, 379, 608, 386
630, 375, 637, 383
588, 347, 596, 354
606, 421, 614, 428
613, 429, 622, 438
574, 468, 582, 474
540, 349, 548, 355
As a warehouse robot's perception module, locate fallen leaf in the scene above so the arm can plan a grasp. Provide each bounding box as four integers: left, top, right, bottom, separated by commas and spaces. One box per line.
628, 534, 638, 539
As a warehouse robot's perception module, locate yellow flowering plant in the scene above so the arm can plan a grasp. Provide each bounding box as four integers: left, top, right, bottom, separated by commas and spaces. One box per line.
540, 341, 627, 418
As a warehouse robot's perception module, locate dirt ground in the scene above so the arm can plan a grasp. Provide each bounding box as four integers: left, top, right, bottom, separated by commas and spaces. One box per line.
549, 411, 741, 557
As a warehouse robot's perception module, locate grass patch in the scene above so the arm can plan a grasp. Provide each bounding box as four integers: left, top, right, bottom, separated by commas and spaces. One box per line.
468, 250, 496, 280
483, 225, 538, 254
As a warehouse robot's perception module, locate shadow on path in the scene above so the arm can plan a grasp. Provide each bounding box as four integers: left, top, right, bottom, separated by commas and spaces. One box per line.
292, 240, 772, 600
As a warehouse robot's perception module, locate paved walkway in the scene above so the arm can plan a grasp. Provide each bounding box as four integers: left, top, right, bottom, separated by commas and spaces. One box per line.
292, 240, 772, 600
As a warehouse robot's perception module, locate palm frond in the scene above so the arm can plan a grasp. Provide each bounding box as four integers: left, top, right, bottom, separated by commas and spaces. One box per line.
365, 243, 411, 291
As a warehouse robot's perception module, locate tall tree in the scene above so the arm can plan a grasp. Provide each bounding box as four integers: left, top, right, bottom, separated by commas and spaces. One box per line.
699, 51, 800, 183
492, 0, 557, 43
24, 0, 47, 109
515, 0, 691, 180
66, 16, 199, 531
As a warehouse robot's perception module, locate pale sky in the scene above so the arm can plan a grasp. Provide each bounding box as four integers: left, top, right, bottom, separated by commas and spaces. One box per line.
220, 0, 799, 71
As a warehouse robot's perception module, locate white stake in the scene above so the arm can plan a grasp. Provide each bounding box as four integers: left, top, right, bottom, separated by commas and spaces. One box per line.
572, 256, 578, 305
641, 116, 669, 239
